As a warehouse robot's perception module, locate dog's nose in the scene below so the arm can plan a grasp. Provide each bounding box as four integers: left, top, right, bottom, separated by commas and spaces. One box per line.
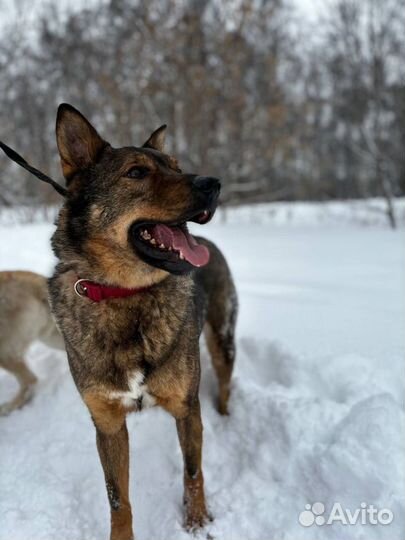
192, 176, 221, 194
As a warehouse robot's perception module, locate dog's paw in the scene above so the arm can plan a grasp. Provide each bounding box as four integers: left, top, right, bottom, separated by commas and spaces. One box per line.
184, 507, 213, 532
0, 403, 12, 416
217, 400, 229, 416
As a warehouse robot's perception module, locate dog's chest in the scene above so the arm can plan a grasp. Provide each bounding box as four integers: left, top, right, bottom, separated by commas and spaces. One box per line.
110, 371, 156, 410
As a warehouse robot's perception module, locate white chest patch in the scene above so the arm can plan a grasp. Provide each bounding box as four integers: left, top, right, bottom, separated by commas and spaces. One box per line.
110, 371, 156, 410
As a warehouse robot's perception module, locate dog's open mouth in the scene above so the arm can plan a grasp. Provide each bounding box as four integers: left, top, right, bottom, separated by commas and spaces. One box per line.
139, 222, 210, 267
130, 209, 214, 274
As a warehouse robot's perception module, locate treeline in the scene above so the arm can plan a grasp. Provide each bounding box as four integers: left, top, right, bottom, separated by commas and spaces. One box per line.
0, 0, 404, 217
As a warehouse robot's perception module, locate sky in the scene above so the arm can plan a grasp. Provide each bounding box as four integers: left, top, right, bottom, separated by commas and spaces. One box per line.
0, 0, 323, 29
0, 0, 104, 29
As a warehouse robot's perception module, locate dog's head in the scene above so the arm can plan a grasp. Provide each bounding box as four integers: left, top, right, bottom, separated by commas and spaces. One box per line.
53, 104, 220, 287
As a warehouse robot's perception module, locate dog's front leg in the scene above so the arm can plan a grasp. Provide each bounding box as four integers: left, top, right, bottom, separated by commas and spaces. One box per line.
83, 393, 133, 540
96, 422, 133, 540
176, 398, 209, 530
82, 392, 132, 540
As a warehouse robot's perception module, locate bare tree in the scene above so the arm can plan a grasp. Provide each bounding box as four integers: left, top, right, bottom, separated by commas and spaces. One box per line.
0, 0, 404, 214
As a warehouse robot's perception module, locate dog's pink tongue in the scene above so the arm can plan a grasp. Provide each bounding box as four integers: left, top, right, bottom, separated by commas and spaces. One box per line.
150, 224, 210, 267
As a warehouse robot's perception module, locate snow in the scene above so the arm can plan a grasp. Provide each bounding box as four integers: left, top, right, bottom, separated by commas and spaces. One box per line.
217, 197, 405, 227
2, 197, 405, 227
0, 202, 404, 540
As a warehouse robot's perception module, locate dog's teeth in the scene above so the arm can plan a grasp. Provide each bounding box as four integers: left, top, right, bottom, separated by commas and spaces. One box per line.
159, 243, 165, 249
168, 247, 172, 251
179, 252, 184, 260
150, 238, 156, 245
140, 229, 152, 240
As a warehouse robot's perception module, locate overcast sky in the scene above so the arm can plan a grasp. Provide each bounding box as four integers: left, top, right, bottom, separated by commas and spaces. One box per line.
0, 0, 323, 28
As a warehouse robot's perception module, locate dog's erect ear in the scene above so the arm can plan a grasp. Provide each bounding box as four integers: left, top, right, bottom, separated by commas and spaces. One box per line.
142, 125, 167, 152
56, 103, 107, 180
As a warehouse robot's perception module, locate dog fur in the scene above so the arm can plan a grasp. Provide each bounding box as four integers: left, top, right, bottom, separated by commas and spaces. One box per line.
48, 104, 237, 540
0, 270, 64, 416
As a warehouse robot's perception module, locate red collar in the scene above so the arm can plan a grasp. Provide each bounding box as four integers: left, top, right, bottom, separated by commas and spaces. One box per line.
74, 278, 150, 302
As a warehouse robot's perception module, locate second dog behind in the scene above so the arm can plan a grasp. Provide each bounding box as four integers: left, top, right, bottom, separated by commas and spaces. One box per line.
0, 270, 64, 416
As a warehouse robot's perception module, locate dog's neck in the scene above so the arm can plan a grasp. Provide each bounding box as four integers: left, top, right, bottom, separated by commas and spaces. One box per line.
49, 267, 195, 369
73, 278, 152, 302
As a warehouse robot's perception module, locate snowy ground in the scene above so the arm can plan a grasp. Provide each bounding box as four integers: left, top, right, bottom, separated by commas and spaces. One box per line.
0, 203, 404, 540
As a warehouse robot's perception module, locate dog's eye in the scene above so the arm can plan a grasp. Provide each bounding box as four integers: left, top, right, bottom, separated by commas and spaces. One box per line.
125, 166, 150, 179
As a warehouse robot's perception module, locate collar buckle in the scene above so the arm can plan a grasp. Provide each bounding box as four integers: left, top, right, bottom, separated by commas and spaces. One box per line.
74, 278, 89, 297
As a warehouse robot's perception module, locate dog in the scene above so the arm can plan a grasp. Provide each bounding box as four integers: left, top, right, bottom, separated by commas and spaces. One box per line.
0, 270, 64, 416
48, 103, 237, 540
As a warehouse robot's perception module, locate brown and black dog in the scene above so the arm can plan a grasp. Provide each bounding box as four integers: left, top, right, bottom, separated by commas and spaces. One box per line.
48, 104, 237, 540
